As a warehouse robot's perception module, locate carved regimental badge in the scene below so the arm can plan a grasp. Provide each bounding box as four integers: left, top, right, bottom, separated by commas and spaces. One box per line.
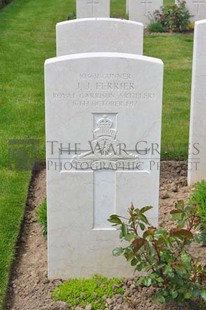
71, 114, 140, 170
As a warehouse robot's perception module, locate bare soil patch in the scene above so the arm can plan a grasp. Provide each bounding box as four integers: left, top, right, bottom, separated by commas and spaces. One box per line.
5, 161, 205, 310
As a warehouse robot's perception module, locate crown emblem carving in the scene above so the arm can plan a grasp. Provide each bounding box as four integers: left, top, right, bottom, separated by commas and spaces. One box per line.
93, 115, 117, 139
71, 114, 140, 170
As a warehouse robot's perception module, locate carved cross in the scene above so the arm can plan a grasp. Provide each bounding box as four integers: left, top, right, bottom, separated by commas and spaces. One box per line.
87, 0, 100, 16
192, 0, 205, 15
59, 114, 140, 229
141, 0, 152, 14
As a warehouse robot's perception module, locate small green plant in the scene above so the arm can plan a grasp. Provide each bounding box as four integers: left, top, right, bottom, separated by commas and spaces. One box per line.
36, 199, 47, 236
52, 275, 124, 310
108, 202, 206, 308
190, 181, 206, 244
147, 21, 165, 33
148, 0, 192, 32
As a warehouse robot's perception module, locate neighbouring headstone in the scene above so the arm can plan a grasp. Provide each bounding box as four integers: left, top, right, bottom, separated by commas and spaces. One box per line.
176, 0, 206, 22
188, 20, 206, 185
56, 18, 143, 56
129, 0, 163, 26
76, 0, 110, 18
45, 52, 163, 279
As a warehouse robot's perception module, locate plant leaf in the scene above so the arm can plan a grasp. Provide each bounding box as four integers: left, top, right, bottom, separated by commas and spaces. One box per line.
108, 215, 122, 225
170, 229, 193, 240
201, 290, 206, 301
139, 214, 150, 225
152, 293, 166, 303
139, 222, 145, 231
131, 238, 146, 253
142, 277, 152, 287
140, 206, 153, 214
112, 247, 124, 257
176, 200, 185, 210
124, 233, 135, 241
121, 223, 128, 237
170, 209, 184, 214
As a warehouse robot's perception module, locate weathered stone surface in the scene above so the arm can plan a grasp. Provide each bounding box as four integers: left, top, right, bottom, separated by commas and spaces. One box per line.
188, 20, 206, 185
176, 0, 206, 22
45, 52, 163, 279
76, 0, 110, 18
129, 0, 163, 26
56, 18, 143, 56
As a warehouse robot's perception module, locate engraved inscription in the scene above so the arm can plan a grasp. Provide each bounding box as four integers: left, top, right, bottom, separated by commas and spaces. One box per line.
88, 0, 99, 5
52, 72, 156, 107
77, 81, 135, 91
79, 73, 132, 79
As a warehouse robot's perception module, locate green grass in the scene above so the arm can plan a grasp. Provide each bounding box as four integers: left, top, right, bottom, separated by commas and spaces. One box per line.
110, 0, 128, 18
0, 0, 193, 308
0, 0, 71, 307
0, 170, 31, 307
52, 275, 124, 310
36, 199, 47, 236
144, 34, 193, 159
190, 181, 206, 223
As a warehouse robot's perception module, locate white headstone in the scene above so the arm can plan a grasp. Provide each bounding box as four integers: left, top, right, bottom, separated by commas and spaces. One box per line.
129, 0, 163, 26
76, 0, 110, 18
176, 0, 206, 22
56, 18, 143, 56
45, 52, 163, 279
188, 20, 206, 185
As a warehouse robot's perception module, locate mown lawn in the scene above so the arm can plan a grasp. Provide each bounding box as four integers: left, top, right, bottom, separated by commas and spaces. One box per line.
144, 34, 193, 158
0, 0, 192, 308
0, 0, 70, 307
